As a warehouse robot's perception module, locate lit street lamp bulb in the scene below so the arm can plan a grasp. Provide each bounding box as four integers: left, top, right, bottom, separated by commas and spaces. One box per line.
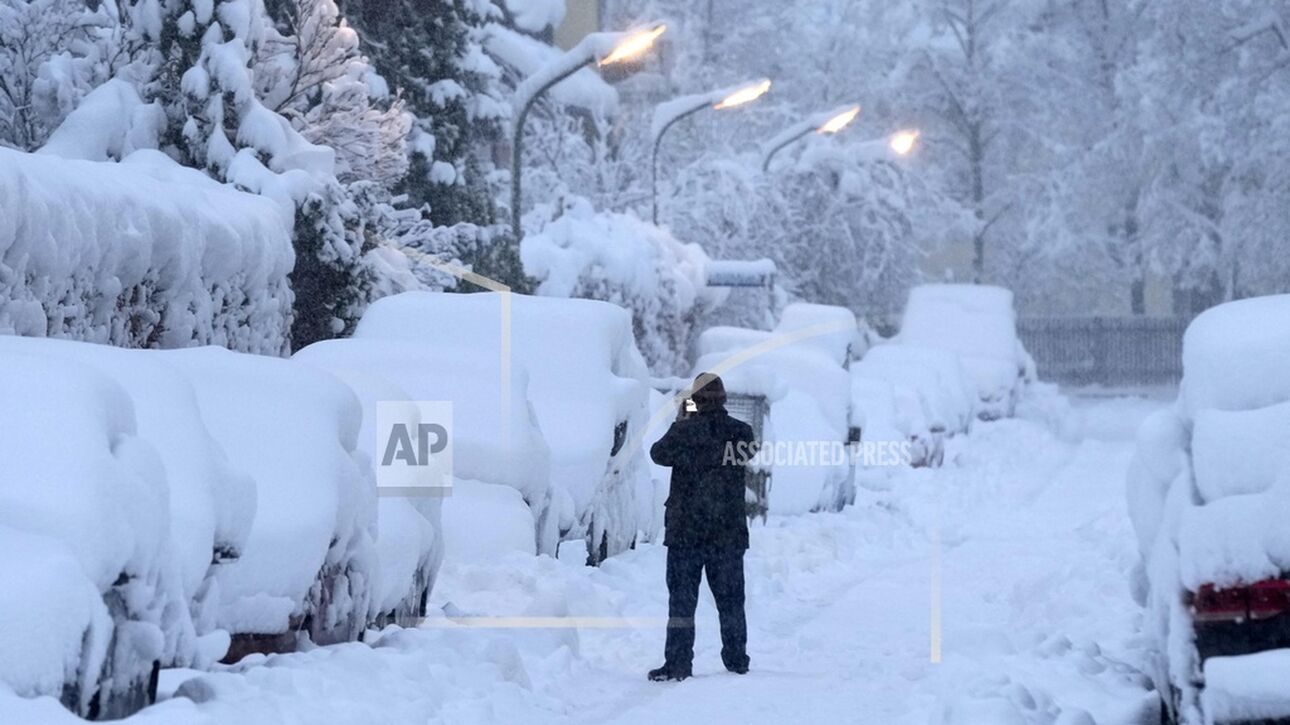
817, 106, 861, 135
889, 130, 920, 156
714, 79, 772, 110
600, 25, 667, 66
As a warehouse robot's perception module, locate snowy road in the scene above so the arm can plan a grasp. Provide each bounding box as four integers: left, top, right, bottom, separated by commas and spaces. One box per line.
45, 395, 1166, 725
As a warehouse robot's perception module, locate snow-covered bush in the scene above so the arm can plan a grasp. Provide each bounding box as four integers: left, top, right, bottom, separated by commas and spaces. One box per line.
520, 196, 712, 375
353, 291, 654, 562
162, 347, 376, 649
1127, 294, 1290, 723
0, 349, 181, 716
0, 147, 294, 353
899, 284, 1029, 420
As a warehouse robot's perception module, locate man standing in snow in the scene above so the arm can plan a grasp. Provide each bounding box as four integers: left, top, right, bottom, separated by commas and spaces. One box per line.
648, 373, 755, 682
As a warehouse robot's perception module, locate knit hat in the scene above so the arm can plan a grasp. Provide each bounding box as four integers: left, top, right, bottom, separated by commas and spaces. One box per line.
691, 373, 727, 409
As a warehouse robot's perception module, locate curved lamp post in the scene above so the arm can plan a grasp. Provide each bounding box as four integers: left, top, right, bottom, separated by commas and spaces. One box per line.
510, 23, 667, 242
760, 104, 861, 172
650, 78, 772, 224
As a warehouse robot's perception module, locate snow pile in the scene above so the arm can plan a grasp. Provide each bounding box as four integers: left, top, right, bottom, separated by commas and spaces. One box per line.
354, 291, 654, 559
521, 196, 713, 375
693, 325, 852, 514
162, 348, 375, 641
899, 284, 1028, 419
0, 350, 178, 714
0, 147, 294, 354
1126, 294, 1290, 721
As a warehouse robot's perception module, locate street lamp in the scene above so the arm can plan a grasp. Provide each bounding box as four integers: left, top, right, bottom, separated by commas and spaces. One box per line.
760, 104, 861, 172
510, 24, 667, 243
888, 129, 920, 156
650, 78, 772, 224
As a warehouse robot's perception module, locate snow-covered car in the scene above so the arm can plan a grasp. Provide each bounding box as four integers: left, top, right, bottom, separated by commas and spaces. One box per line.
1128, 295, 1290, 724
773, 302, 866, 366
695, 325, 852, 513
849, 371, 940, 469
0, 347, 182, 718
351, 291, 653, 565
898, 284, 1031, 420
290, 351, 444, 628
162, 348, 377, 660
856, 344, 977, 437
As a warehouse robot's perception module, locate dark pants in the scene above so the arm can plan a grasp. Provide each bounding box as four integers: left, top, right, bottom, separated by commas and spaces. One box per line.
664, 546, 749, 671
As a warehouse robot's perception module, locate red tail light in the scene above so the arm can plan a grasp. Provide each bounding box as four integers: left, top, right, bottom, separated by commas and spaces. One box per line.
1192, 579, 1290, 623
1249, 580, 1290, 621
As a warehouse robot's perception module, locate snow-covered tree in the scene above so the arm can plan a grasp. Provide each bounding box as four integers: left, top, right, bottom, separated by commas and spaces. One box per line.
0, 0, 112, 150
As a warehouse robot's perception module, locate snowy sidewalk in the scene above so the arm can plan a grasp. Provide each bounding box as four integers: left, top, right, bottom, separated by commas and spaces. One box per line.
8, 396, 1165, 725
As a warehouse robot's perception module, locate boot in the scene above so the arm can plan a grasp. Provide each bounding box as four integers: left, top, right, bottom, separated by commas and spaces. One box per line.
647, 665, 691, 682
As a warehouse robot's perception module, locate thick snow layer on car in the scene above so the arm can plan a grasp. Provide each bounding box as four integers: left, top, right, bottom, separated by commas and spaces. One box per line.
898, 284, 1025, 414
1181, 294, 1290, 416
162, 347, 373, 635
1202, 649, 1290, 723
0, 351, 168, 592
0, 147, 293, 354
0, 336, 254, 610
1191, 400, 1290, 502
355, 291, 652, 554
772, 303, 859, 367
0, 526, 112, 707
1178, 479, 1290, 590
291, 353, 442, 617
859, 344, 976, 434
294, 335, 556, 554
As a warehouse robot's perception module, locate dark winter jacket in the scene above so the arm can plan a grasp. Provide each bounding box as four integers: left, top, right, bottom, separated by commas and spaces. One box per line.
650, 407, 755, 551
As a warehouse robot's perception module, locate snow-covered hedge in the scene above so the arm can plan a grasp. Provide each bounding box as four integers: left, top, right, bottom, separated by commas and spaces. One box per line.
521, 197, 713, 376
0, 147, 294, 354
353, 291, 654, 561
1127, 294, 1290, 723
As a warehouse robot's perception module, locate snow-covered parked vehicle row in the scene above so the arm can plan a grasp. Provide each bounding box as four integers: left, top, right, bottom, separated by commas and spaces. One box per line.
349, 291, 655, 565
897, 284, 1033, 420
1128, 294, 1290, 724
0, 336, 443, 717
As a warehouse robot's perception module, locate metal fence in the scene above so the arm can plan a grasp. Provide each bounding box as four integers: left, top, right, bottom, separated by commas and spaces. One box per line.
1017, 317, 1188, 387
